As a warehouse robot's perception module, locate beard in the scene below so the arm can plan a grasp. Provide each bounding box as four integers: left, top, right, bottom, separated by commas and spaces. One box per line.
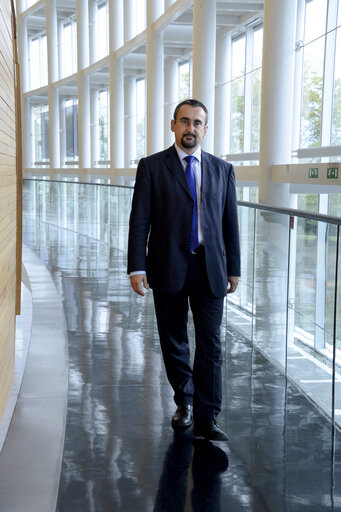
181, 133, 197, 148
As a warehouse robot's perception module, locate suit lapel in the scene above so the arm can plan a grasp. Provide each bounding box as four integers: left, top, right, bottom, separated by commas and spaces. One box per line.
165, 145, 192, 198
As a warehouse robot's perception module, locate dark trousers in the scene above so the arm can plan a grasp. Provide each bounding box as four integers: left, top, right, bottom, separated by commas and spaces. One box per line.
153, 248, 224, 422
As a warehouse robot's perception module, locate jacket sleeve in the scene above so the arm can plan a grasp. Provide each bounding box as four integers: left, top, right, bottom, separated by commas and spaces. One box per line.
223, 164, 241, 277
127, 158, 152, 274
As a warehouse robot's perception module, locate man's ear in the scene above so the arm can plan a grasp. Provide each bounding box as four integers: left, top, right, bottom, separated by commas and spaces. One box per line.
171, 119, 175, 132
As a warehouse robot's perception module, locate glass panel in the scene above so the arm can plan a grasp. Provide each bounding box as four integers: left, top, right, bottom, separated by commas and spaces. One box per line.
227, 206, 255, 341
251, 27, 263, 152
230, 36, 246, 153
64, 99, 79, 163
329, 194, 341, 216
298, 193, 319, 212
253, 211, 290, 369
332, 3, 341, 145
32, 105, 49, 166
30, 34, 48, 89
178, 61, 190, 101
288, 221, 337, 422
336, 228, 341, 427
136, 78, 146, 159
61, 20, 77, 78
134, 0, 146, 35
99, 90, 109, 163
300, 0, 327, 148
294, 216, 318, 340
97, 2, 109, 59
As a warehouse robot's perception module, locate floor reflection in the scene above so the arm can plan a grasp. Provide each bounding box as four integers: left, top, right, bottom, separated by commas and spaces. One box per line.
154, 435, 229, 512
22, 187, 341, 511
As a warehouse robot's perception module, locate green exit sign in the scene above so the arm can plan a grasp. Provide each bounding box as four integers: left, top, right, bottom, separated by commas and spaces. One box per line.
327, 167, 339, 179
308, 167, 319, 178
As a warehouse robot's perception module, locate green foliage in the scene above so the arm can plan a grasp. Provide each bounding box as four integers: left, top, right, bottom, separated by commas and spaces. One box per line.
301, 69, 323, 147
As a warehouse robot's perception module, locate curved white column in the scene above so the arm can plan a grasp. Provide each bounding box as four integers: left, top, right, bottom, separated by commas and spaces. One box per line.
192, 0, 216, 153
258, 0, 297, 207
110, 56, 124, 168
124, 0, 134, 42
146, 0, 164, 155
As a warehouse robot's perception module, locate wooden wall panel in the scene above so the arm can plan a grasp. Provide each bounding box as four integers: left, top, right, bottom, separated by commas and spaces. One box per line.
0, 1, 17, 423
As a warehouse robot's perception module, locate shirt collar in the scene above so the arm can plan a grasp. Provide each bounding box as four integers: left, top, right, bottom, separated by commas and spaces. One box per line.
174, 143, 201, 163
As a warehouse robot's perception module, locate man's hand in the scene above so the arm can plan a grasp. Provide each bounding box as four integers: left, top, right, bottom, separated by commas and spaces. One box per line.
227, 276, 239, 294
130, 274, 149, 296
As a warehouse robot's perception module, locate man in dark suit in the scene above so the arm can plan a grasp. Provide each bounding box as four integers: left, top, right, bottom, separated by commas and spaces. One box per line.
127, 99, 240, 441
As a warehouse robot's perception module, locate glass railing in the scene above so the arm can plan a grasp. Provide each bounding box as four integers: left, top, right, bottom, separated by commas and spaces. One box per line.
23, 179, 341, 427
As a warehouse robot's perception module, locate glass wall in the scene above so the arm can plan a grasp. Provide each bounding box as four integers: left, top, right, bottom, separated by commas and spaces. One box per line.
230, 36, 246, 154
29, 33, 47, 90
23, 180, 341, 428
332, 3, 341, 145
178, 61, 190, 100
59, 17, 77, 79
62, 98, 79, 165
32, 104, 49, 166
251, 27, 263, 152
98, 89, 110, 164
136, 78, 146, 159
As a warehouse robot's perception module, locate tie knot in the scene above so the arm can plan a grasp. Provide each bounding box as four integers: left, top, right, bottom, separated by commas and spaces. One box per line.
184, 155, 195, 165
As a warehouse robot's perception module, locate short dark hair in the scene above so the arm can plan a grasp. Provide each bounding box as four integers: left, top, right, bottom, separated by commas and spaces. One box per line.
173, 99, 208, 125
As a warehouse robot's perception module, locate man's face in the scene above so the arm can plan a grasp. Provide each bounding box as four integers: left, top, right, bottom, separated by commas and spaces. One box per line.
171, 105, 208, 154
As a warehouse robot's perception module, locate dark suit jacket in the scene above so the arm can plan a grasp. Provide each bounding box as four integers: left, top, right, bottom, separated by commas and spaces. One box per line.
127, 145, 240, 297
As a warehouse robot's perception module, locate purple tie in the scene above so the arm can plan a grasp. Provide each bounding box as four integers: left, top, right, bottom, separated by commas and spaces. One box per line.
184, 155, 199, 252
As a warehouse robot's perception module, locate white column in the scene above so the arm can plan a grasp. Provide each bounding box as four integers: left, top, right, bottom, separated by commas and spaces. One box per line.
146, 0, 164, 155
46, 0, 60, 168
164, 57, 178, 148
77, 0, 90, 170
124, 0, 134, 42
258, 0, 297, 207
124, 76, 136, 167
109, 0, 124, 179
110, 57, 124, 169
89, 0, 97, 64
78, 75, 91, 169
76, 0, 89, 70
90, 88, 99, 167
192, 0, 216, 153
49, 89, 60, 168
109, 0, 123, 51
214, 28, 230, 158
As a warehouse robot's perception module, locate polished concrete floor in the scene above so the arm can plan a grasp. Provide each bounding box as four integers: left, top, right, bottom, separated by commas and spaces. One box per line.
21, 214, 341, 512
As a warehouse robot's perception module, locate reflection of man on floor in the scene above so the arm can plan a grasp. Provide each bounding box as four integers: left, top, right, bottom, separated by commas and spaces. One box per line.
153, 435, 228, 512
128, 99, 240, 440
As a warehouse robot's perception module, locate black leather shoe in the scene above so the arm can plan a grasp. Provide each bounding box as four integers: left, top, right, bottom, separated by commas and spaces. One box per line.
171, 405, 193, 429
193, 420, 228, 441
